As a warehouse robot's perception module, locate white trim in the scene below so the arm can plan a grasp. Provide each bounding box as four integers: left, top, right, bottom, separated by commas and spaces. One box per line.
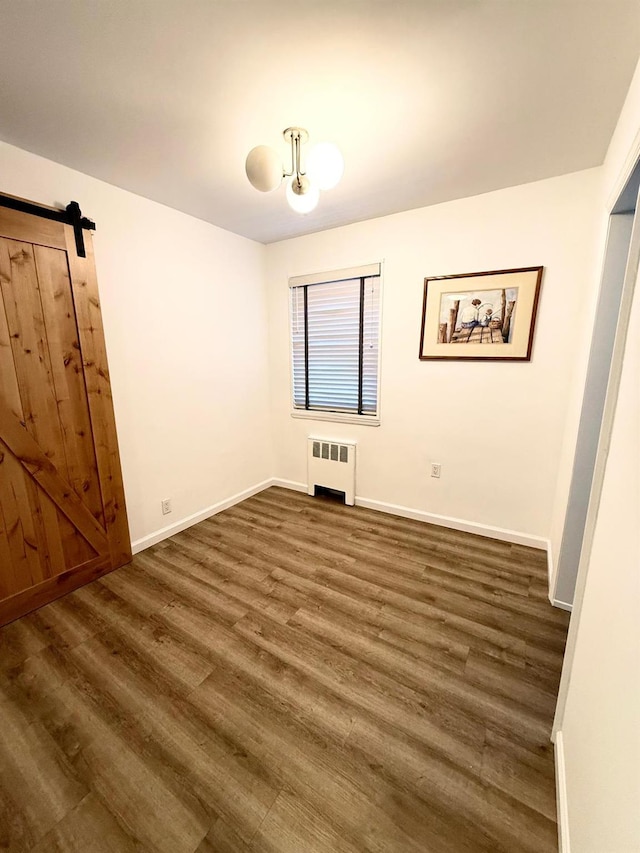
131, 476, 552, 558
130, 479, 273, 554
554, 731, 571, 853
355, 496, 547, 549
606, 124, 640, 213
551, 599, 573, 613
289, 262, 380, 287
271, 479, 546, 549
552, 211, 633, 609
271, 477, 307, 492
291, 410, 380, 426
546, 542, 572, 609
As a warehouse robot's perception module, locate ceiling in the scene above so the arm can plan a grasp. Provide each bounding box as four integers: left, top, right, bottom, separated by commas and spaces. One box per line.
0, 1, 639, 244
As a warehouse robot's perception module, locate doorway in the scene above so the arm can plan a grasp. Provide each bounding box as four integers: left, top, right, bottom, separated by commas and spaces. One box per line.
553, 155, 640, 737
552, 159, 640, 607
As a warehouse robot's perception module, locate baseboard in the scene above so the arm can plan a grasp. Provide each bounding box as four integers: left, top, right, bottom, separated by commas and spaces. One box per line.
554, 731, 571, 853
550, 598, 573, 613
272, 480, 547, 550
355, 496, 547, 549
132, 477, 553, 556
130, 479, 274, 554
270, 478, 308, 493
545, 542, 573, 611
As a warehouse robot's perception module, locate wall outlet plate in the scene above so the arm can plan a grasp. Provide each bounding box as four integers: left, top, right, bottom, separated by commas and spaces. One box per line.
431, 463, 441, 478
161, 499, 172, 515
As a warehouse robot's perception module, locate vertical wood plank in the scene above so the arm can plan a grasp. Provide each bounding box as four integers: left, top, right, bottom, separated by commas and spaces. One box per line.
64, 227, 131, 568
0, 485, 13, 585
0, 238, 83, 574
34, 245, 105, 526
0, 244, 47, 590
0, 266, 24, 597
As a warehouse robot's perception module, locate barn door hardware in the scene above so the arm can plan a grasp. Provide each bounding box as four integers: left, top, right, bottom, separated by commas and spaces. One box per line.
0, 193, 95, 257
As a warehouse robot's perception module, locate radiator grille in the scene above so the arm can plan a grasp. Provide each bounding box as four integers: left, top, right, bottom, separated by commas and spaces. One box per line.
314, 441, 349, 462
307, 437, 356, 505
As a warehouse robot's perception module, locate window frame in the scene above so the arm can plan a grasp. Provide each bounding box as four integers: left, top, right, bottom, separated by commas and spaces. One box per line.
288, 263, 383, 427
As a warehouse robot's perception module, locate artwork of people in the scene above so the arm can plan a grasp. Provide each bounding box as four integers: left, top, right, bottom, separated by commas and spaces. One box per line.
438, 287, 518, 345
420, 267, 542, 361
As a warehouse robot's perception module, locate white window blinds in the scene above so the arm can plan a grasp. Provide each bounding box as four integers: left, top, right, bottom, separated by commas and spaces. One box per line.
290, 265, 381, 416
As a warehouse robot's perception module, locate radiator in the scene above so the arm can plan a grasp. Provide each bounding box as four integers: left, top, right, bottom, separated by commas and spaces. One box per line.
307, 437, 356, 506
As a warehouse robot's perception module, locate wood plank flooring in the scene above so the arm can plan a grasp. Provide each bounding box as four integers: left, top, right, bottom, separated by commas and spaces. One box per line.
0, 487, 570, 852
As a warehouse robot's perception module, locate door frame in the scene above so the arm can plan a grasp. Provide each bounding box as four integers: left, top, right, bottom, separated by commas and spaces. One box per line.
552, 146, 640, 738
551, 210, 634, 608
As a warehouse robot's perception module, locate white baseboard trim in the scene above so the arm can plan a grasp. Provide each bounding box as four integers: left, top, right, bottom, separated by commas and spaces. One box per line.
555, 731, 571, 853
270, 478, 308, 493
355, 496, 547, 549
551, 598, 573, 613
132, 477, 552, 557
130, 478, 274, 554
546, 543, 572, 611
271, 480, 547, 550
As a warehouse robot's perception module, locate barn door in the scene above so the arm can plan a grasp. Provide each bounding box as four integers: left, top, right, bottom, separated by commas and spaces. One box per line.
0, 201, 131, 626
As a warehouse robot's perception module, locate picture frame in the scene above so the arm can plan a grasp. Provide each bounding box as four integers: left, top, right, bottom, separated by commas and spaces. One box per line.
418, 266, 543, 361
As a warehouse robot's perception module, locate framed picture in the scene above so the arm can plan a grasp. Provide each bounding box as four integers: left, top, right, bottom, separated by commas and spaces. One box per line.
419, 266, 543, 361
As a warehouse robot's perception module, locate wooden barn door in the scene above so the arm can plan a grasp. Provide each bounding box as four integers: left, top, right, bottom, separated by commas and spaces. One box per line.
0, 201, 131, 626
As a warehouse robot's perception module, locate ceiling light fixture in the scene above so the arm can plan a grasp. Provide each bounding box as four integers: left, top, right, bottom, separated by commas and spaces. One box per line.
245, 127, 343, 214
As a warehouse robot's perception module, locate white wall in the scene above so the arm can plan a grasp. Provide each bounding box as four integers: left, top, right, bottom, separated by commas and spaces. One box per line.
555, 58, 640, 853
562, 264, 639, 852
0, 140, 273, 547
265, 170, 601, 543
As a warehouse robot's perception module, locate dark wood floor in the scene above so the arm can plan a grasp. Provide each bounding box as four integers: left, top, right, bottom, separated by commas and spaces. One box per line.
0, 487, 570, 853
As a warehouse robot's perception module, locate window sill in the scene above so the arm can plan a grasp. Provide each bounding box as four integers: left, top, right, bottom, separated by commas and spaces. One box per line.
290, 410, 380, 427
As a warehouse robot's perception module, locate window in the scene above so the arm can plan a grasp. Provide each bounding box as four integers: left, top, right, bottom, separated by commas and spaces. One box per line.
290, 263, 381, 422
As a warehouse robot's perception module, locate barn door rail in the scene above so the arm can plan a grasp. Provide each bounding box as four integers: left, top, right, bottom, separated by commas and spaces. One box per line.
0, 193, 95, 257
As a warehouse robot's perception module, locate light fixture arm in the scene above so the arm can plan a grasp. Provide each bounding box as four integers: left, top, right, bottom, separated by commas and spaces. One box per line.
283, 127, 308, 187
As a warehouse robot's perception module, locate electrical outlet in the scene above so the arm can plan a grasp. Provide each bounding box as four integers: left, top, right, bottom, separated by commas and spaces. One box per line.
161, 498, 172, 515
430, 463, 441, 479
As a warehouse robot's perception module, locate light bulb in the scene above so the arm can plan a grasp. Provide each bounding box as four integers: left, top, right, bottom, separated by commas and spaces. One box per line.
245, 145, 283, 192
306, 142, 344, 191
286, 175, 320, 214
